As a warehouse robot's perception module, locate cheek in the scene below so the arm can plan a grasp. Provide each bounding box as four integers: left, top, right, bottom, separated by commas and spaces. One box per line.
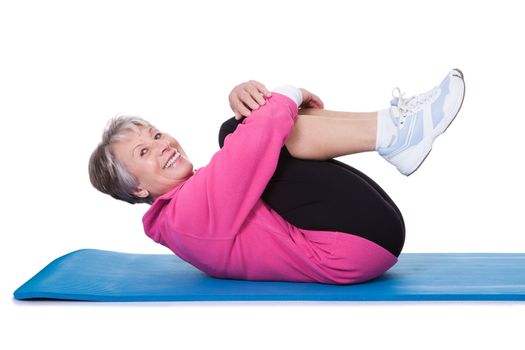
144, 158, 160, 174
128, 158, 158, 180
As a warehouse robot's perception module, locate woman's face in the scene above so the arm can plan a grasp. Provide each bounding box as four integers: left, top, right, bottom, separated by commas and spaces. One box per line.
111, 124, 194, 200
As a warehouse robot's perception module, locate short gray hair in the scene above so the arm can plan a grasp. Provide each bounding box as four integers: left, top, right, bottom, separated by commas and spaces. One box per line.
89, 115, 155, 205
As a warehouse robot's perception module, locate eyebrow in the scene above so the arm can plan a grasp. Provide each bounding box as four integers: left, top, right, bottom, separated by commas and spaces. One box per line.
132, 127, 154, 157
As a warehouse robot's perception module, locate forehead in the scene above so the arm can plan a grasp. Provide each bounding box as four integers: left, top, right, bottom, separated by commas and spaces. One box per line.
111, 125, 151, 155
120, 124, 151, 140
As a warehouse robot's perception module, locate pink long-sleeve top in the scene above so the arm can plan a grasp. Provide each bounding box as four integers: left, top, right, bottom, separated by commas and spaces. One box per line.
142, 92, 398, 284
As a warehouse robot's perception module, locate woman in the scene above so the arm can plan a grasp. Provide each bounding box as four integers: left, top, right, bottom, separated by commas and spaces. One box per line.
89, 69, 465, 284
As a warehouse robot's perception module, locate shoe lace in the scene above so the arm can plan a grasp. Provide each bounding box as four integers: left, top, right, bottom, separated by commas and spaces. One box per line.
390, 86, 439, 127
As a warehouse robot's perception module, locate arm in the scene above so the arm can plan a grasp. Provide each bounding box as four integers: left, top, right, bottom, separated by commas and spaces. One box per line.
218, 85, 304, 148
173, 89, 301, 238
228, 80, 323, 120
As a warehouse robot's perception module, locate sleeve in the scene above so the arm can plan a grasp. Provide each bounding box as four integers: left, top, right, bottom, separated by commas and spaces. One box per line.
272, 85, 303, 107
172, 92, 299, 238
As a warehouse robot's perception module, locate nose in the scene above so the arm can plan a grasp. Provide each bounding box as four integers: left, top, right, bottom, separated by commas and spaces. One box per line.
158, 140, 171, 155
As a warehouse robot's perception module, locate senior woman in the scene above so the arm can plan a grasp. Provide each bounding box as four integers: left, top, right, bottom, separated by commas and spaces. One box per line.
89, 69, 465, 284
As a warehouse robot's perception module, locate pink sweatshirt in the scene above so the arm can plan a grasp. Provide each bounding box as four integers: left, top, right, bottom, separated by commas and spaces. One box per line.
142, 92, 398, 284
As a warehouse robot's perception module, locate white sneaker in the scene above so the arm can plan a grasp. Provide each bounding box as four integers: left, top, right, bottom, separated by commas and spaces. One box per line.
378, 69, 466, 176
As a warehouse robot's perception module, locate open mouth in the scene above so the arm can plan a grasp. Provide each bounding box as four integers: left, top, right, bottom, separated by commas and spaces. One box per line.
163, 150, 181, 169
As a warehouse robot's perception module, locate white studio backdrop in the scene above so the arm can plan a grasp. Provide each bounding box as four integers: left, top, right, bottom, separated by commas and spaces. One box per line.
1, 1, 524, 349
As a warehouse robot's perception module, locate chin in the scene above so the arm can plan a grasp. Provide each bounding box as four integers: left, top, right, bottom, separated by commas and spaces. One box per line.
176, 164, 194, 181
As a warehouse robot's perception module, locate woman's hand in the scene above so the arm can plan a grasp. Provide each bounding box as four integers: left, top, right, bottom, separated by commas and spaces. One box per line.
299, 88, 324, 109
229, 80, 272, 120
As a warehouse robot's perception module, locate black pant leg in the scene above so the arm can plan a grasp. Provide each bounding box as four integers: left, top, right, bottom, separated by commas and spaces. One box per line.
218, 116, 244, 148
218, 117, 405, 257
325, 158, 406, 234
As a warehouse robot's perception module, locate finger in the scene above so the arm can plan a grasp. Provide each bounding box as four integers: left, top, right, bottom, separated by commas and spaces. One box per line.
229, 90, 243, 110
240, 90, 261, 110
308, 94, 322, 108
309, 101, 322, 109
244, 85, 266, 106
252, 90, 266, 105
237, 102, 252, 117
309, 94, 323, 109
234, 112, 241, 120
251, 80, 272, 97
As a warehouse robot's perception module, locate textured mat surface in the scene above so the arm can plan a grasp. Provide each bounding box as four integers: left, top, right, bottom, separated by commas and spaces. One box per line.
13, 249, 525, 301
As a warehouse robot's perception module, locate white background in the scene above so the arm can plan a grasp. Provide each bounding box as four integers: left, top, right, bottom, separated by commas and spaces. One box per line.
1, 0, 524, 349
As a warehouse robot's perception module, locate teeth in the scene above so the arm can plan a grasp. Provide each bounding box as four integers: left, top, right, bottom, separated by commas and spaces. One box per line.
164, 151, 181, 169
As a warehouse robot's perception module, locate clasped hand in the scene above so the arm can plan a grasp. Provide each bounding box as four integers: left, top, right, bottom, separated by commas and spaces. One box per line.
228, 80, 324, 120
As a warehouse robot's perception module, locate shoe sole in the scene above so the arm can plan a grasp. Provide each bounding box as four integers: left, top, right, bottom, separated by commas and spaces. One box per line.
442, 68, 466, 134
405, 69, 466, 176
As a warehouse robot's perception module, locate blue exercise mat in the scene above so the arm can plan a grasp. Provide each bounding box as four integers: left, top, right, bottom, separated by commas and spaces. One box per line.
13, 249, 525, 302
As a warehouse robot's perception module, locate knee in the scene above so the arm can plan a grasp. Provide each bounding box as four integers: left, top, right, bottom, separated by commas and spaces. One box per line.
218, 116, 243, 148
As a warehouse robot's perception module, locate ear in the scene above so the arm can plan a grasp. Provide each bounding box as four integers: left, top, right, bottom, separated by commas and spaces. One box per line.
132, 187, 150, 198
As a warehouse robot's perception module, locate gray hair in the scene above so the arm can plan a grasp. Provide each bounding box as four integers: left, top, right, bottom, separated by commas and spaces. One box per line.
88, 115, 155, 205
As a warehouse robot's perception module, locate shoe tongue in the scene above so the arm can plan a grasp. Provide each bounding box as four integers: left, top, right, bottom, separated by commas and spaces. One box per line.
389, 105, 401, 119
390, 97, 399, 106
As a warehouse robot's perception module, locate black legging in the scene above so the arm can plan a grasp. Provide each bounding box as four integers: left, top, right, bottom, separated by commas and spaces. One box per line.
218, 116, 406, 257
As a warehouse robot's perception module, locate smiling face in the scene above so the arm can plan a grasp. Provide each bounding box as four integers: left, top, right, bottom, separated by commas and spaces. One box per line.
111, 124, 194, 200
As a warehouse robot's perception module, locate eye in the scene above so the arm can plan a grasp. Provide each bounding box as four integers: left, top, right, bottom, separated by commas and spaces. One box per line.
140, 148, 147, 157
154, 132, 162, 140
